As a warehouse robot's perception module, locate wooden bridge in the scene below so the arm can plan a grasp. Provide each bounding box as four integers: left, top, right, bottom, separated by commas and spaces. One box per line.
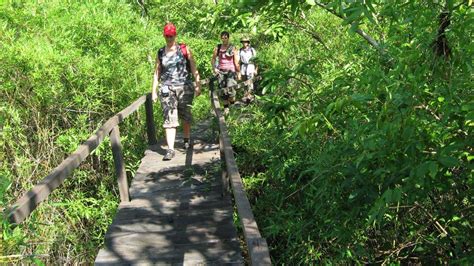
6, 78, 271, 265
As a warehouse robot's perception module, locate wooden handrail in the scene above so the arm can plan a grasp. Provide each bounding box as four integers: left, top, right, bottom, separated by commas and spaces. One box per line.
209, 78, 272, 265
6, 93, 157, 224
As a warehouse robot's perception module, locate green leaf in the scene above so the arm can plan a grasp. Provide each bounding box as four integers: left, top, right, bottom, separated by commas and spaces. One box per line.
451, 216, 461, 222
428, 161, 438, 178
438, 156, 458, 167
306, 0, 316, 5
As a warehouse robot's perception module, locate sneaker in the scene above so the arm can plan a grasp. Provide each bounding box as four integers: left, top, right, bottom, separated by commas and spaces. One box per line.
223, 107, 230, 116
184, 138, 190, 149
163, 149, 175, 161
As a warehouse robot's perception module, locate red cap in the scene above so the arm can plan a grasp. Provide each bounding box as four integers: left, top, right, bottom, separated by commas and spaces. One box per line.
163, 23, 177, 36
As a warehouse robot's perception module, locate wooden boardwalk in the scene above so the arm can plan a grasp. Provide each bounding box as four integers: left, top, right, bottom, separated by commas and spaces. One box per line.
95, 122, 244, 265
7, 89, 270, 265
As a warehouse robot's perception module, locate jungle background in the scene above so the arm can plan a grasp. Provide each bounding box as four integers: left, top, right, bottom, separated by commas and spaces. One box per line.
1, 0, 472, 264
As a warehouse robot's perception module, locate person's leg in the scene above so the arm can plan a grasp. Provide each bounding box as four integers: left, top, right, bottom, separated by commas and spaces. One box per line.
247, 73, 254, 102
241, 74, 249, 102
182, 121, 191, 148
218, 72, 230, 113
160, 85, 179, 160
165, 127, 176, 150
227, 72, 237, 104
183, 122, 191, 139
177, 84, 194, 148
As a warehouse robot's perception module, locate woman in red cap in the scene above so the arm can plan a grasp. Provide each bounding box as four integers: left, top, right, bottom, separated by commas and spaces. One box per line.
151, 22, 201, 160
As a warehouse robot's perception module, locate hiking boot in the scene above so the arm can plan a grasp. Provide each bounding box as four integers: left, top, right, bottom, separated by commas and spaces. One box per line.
163, 149, 175, 161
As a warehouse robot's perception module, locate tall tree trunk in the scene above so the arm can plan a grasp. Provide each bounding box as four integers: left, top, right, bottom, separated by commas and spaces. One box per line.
432, 11, 451, 59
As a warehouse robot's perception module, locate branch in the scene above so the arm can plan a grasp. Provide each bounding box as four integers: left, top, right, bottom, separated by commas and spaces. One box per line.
315, 1, 386, 55
414, 202, 448, 236
136, 0, 148, 18
284, 17, 330, 51
452, 0, 469, 10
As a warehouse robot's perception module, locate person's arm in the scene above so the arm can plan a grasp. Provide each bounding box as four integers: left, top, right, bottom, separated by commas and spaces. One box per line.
151, 54, 161, 102
187, 48, 201, 97
211, 46, 218, 75
233, 47, 241, 80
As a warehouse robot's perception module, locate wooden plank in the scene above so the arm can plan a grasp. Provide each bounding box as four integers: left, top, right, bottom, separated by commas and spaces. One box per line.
210, 88, 272, 265
105, 220, 237, 243
96, 239, 243, 265
130, 174, 220, 189
130, 181, 222, 198
107, 214, 237, 235
115, 194, 232, 215
7, 95, 147, 224
103, 231, 239, 249
110, 206, 232, 224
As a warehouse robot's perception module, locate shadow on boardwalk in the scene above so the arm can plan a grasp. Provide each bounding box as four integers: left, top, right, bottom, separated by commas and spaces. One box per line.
95, 120, 244, 265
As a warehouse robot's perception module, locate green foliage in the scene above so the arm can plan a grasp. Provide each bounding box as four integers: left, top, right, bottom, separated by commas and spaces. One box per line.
227, 0, 473, 264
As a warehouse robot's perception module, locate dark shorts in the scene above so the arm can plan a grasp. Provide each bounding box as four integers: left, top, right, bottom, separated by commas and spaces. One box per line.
217, 71, 237, 100
159, 84, 194, 128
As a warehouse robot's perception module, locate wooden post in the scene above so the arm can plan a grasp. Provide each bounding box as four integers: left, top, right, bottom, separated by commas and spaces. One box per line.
145, 93, 157, 145
110, 126, 129, 202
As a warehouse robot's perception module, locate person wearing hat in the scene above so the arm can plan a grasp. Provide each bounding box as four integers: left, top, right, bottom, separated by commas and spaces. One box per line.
239, 36, 257, 104
211, 31, 241, 114
151, 22, 201, 160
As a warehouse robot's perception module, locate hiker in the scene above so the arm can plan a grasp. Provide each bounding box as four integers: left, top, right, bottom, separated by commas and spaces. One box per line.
239, 36, 257, 104
151, 22, 201, 161
211, 31, 240, 114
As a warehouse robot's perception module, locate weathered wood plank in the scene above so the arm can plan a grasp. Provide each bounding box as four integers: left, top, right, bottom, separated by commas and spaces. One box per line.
110, 207, 233, 226
96, 239, 243, 265
130, 182, 221, 195
107, 215, 237, 236
114, 194, 232, 215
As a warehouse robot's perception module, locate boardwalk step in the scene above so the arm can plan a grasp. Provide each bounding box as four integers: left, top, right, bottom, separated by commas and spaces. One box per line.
96, 238, 243, 265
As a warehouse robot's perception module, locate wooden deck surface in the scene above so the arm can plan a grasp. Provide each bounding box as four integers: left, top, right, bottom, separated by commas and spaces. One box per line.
95, 123, 243, 265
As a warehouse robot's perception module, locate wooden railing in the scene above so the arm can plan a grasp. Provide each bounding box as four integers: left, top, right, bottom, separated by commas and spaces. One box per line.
209, 77, 272, 265
6, 94, 157, 224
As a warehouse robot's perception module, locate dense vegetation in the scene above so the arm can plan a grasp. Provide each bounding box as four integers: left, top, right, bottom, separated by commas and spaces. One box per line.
1, 0, 472, 264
